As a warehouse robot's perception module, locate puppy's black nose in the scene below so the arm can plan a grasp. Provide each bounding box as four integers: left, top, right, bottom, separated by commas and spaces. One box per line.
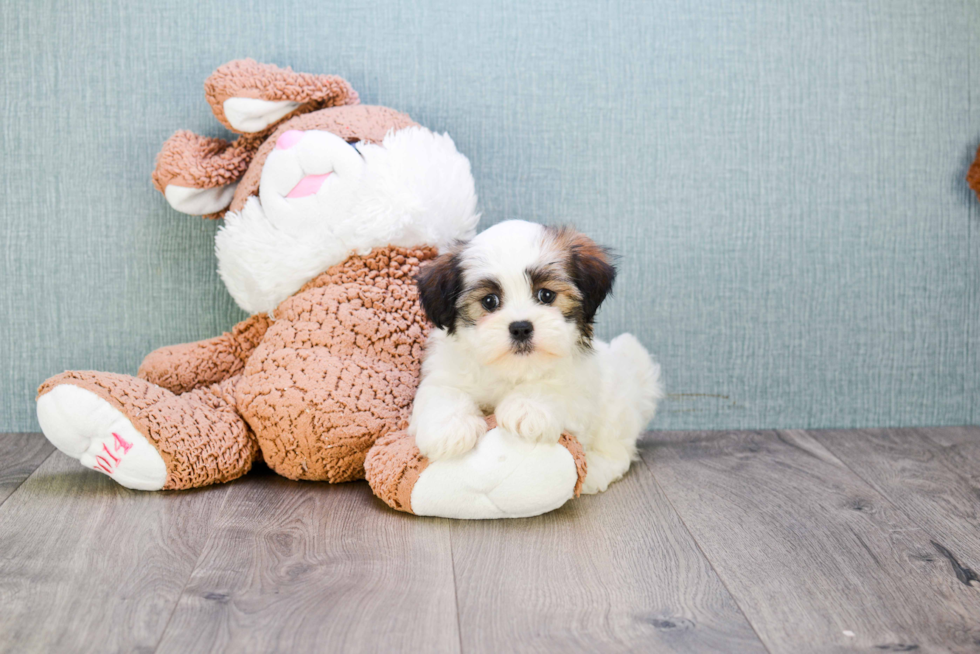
509, 320, 534, 342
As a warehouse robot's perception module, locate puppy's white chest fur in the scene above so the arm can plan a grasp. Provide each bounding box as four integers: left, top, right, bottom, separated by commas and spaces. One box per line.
422, 331, 601, 444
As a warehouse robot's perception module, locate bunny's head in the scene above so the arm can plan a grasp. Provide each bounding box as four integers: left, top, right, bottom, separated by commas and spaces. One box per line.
153, 60, 479, 314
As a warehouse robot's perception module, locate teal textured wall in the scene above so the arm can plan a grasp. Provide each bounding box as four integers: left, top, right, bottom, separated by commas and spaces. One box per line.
2, 0, 979, 431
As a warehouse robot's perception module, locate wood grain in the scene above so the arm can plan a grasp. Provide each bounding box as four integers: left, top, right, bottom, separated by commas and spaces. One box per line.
154, 468, 460, 654
0, 450, 230, 653
449, 458, 766, 654
0, 433, 53, 506
918, 426, 980, 487
914, 426, 980, 449
643, 430, 980, 654
813, 428, 980, 577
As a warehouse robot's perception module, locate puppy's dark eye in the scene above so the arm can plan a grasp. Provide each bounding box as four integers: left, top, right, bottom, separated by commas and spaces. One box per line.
536, 288, 557, 305
481, 294, 500, 311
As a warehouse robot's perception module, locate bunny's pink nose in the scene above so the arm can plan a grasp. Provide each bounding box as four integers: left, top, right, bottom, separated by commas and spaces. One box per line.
275, 130, 304, 150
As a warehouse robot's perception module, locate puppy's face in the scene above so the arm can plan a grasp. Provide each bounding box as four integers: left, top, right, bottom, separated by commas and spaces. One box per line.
416, 220, 616, 369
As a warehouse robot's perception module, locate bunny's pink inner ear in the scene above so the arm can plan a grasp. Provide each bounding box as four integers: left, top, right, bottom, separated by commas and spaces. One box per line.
204, 59, 360, 134
152, 130, 261, 218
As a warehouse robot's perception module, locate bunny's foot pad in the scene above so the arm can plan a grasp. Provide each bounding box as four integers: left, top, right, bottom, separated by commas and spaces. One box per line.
365, 419, 586, 520
37, 383, 167, 490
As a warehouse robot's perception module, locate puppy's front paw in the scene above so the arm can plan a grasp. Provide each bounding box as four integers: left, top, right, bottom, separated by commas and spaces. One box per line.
414, 413, 487, 460
496, 395, 562, 444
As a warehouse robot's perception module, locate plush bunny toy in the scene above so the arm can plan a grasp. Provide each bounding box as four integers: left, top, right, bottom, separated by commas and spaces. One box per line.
35, 60, 588, 518
37, 60, 477, 489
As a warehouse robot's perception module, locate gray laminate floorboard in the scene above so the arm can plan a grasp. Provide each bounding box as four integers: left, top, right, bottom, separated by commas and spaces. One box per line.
448, 456, 767, 654
642, 429, 980, 654
919, 425, 980, 485
4, 428, 980, 653
813, 427, 980, 580
154, 465, 460, 654
0, 450, 231, 654
0, 432, 53, 506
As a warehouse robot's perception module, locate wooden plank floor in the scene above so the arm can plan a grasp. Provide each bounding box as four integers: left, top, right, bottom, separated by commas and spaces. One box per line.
0, 433, 53, 506
1, 427, 978, 653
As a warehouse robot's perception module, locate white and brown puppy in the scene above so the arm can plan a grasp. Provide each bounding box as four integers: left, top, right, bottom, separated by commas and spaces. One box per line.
411, 220, 663, 494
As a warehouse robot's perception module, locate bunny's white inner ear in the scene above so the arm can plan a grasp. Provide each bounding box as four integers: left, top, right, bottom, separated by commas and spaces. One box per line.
164, 182, 238, 215
223, 98, 301, 133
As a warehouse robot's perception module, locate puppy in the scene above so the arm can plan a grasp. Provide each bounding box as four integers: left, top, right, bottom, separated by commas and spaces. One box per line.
410, 220, 662, 494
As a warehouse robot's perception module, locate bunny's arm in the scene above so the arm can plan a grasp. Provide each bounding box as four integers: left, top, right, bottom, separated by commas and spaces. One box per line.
138, 313, 272, 395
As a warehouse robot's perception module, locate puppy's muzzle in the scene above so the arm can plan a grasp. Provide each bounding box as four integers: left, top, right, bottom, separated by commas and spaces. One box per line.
509, 320, 534, 343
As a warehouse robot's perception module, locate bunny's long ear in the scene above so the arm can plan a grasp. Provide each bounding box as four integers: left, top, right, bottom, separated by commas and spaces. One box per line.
204, 59, 360, 134
152, 130, 263, 218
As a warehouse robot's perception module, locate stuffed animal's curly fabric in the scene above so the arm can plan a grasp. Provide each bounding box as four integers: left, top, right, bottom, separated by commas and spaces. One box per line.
39, 246, 434, 488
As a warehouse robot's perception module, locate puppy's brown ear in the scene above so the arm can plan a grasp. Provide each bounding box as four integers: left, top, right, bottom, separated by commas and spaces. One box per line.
560, 229, 617, 324
416, 251, 464, 333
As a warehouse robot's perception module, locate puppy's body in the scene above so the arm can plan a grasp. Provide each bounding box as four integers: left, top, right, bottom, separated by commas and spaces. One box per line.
411, 220, 662, 494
